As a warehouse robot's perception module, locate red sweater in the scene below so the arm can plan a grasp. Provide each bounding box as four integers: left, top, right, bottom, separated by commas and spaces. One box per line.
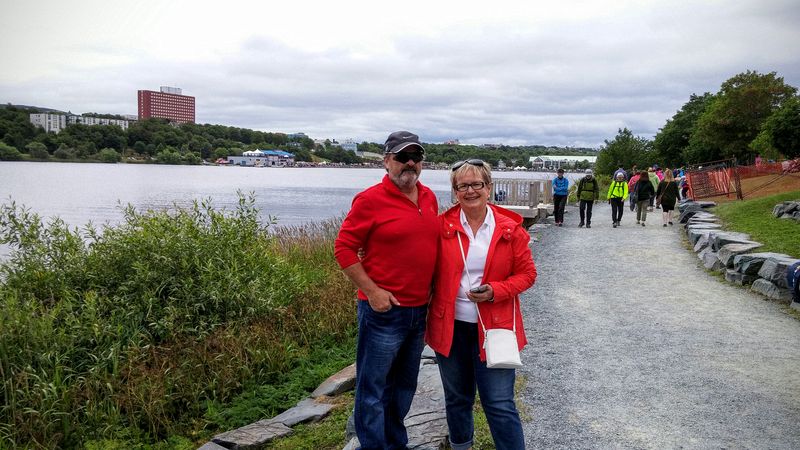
334, 175, 439, 306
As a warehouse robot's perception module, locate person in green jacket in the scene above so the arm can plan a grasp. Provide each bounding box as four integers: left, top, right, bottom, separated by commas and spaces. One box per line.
576, 169, 599, 228
647, 167, 659, 211
606, 172, 629, 228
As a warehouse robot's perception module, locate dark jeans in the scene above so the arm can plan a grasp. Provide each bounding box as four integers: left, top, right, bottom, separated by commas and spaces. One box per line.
435, 321, 524, 450
355, 301, 427, 450
553, 194, 567, 223
579, 199, 594, 225
610, 198, 624, 223
629, 193, 636, 211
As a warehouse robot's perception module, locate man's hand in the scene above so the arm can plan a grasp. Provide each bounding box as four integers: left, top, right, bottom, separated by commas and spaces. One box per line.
366, 287, 401, 312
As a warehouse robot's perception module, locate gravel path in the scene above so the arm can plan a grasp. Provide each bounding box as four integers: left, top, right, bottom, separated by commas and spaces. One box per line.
519, 203, 800, 449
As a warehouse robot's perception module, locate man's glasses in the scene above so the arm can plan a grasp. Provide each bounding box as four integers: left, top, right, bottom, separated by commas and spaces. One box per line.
451, 159, 485, 171
393, 152, 424, 164
454, 181, 486, 192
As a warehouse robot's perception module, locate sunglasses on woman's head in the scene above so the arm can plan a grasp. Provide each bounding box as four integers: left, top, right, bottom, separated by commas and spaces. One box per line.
451, 159, 485, 171
393, 151, 424, 164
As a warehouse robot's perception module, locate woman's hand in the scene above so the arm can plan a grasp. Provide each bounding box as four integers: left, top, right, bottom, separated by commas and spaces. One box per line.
467, 284, 494, 303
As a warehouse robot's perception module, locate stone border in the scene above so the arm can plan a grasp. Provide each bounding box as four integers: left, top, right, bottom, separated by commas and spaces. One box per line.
199, 348, 448, 450
679, 200, 800, 310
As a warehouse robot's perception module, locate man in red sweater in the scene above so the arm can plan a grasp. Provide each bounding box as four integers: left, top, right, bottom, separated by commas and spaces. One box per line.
334, 131, 439, 450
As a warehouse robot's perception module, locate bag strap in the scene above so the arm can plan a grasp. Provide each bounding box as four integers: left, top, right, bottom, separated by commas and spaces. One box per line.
457, 230, 516, 335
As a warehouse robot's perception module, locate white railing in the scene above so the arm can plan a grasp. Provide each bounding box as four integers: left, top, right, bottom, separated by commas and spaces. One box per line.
450, 179, 553, 209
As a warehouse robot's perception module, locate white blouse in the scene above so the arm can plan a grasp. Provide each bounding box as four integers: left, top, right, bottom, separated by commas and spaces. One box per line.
455, 206, 496, 323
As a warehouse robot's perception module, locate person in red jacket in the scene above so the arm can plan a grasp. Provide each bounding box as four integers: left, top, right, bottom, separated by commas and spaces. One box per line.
334, 131, 439, 450
426, 159, 537, 450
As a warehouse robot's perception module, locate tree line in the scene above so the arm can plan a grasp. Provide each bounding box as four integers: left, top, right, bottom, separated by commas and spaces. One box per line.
594, 70, 800, 175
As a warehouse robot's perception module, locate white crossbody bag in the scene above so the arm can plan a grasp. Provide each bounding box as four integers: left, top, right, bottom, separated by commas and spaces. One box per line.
458, 233, 523, 369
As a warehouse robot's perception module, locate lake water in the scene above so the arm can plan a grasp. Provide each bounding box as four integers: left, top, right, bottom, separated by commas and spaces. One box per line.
0, 162, 582, 229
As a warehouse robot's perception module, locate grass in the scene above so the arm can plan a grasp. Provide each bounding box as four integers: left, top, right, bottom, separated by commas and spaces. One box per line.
712, 189, 800, 257
0, 194, 357, 449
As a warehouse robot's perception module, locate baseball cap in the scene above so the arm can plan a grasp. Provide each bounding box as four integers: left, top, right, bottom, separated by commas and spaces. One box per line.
384, 131, 425, 154
557, 168, 564, 173
585, 169, 593, 175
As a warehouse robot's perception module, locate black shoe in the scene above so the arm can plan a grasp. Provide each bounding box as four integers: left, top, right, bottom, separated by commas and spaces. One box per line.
641, 222, 646, 227
579, 222, 584, 228
663, 224, 667, 227
586, 224, 591, 228
613, 223, 617, 228
669, 221, 674, 226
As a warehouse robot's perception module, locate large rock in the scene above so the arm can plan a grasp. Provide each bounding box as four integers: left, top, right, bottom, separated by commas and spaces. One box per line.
708, 231, 756, 251
733, 252, 794, 275
717, 242, 763, 268
757, 256, 800, 288
198, 442, 229, 450
701, 249, 723, 271
773, 201, 800, 218
272, 398, 335, 427
213, 420, 293, 449
725, 269, 758, 286
312, 363, 356, 398
343, 363, 449, 450
751, 278, 793, 303
690, 231, 714, 250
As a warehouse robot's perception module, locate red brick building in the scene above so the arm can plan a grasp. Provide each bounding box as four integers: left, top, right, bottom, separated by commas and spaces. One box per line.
137, 86, 195, 123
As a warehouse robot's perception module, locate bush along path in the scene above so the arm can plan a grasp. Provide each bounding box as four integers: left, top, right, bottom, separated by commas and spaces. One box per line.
519, 202, 800, 449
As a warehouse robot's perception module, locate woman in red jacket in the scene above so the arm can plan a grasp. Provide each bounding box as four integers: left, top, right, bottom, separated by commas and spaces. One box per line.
426, 159, 537, 450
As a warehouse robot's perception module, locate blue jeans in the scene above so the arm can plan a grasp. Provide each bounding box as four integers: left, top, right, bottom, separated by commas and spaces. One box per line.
355, 301, 427, 450
435, 320, 525, 450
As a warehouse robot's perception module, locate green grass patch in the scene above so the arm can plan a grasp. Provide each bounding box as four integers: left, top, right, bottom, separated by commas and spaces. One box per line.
713, 189, 800, 257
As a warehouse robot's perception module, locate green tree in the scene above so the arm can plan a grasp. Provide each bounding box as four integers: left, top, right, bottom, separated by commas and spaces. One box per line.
26, 141, 50, 159
0, 141, 23, 160
155, 146, 183, 164
654, 93, 714, 167
595, 128, 654, 175
689, 70, 797, 164
53, 144, 76, 160
751, 96, 800, 159
97, 147, 122, 163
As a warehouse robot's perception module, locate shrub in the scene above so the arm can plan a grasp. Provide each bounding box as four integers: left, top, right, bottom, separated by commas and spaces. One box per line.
0, 142, 23, 160
97, 148, 121, 163
0, 195, 356, 448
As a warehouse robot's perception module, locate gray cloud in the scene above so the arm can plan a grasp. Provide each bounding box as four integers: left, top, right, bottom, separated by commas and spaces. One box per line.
1, 0, 798, 148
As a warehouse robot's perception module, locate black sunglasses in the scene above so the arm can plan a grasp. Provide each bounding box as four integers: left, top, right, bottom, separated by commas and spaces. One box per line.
393, 151, 424, 164
451, 159, 485, 171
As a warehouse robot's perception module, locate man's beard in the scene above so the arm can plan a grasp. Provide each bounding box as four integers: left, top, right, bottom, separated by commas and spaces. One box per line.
392, 169, 419, 189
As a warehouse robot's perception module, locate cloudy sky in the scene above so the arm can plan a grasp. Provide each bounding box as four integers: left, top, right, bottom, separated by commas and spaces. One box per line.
1, 0, 798, 148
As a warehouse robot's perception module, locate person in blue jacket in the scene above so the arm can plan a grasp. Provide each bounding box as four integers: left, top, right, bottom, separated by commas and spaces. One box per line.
552, 168, 569, 226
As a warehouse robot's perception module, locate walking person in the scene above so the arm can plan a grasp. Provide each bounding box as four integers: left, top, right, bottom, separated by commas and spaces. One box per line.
634, 170, 655, 226
607, 171, 629, 228
576, 169, 599, 228
647, 167, 659, 211
552, 168, 569, 226
656, 170, 680, 227
427, 159, 537, 450
628, 170, 641, 212
334, 131, 440, 450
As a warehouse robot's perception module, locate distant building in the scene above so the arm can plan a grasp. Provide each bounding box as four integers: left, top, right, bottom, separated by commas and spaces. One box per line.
137, 86, 195, 124
444, 139, 460, 145
529, 155, 597, 169
227, 149, 295, 167
30, 113, 133, 134
341, 138, 359, 155
29, 113, 67, 133
288, 132, 308, 139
